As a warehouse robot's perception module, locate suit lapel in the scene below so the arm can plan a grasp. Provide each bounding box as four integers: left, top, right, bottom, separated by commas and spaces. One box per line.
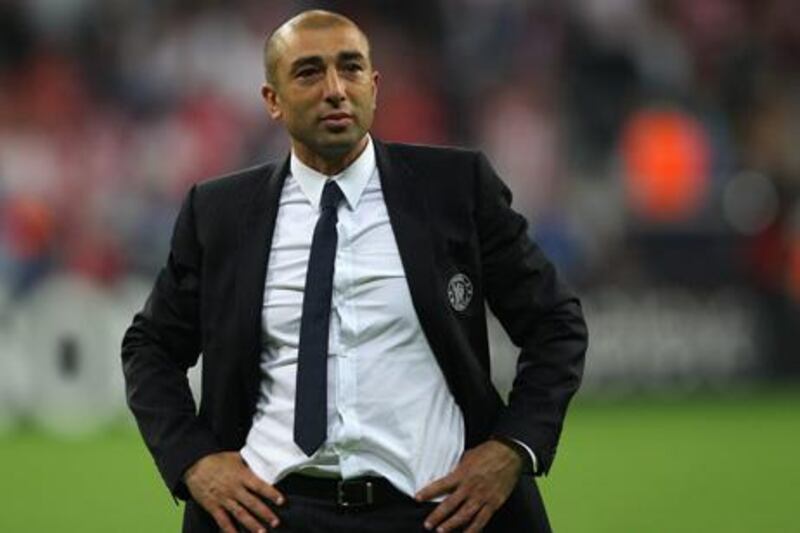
236, 157, 289, 412
376, 141, 500, 446
374, 141, 463, 393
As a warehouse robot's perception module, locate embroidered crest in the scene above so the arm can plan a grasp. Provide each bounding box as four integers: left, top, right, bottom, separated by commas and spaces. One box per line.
447, 273, 473, 312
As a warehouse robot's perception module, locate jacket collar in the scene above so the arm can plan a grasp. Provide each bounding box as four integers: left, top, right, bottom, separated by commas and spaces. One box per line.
236, 156, 290, 413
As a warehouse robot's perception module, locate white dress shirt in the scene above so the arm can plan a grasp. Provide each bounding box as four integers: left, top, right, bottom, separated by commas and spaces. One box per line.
241, 137, 466, 497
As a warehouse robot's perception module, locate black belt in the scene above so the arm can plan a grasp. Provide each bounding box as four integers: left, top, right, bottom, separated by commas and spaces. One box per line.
276, 474, 413, 509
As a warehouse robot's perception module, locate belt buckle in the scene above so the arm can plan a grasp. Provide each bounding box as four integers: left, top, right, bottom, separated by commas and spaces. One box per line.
336, 479, 374, 508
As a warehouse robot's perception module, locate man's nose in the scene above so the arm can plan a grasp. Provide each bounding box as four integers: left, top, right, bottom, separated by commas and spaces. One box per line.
322, 68, 346, 104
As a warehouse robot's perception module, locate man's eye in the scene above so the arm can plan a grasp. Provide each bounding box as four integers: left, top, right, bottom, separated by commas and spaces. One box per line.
343, 63, 363, 72
296, 68, 319, 78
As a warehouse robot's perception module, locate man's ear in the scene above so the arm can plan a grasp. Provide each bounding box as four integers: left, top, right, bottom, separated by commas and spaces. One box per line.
371, 70, 380, 111
262, 84, 282, 120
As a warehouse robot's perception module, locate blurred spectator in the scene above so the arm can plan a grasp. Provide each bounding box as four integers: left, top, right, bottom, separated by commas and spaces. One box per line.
1, 0, 799, 377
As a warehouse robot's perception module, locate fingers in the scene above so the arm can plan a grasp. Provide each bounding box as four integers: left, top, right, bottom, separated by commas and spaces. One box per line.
435, 498, 483, 532
224, 499, 266, 533
423, 488, 467, 531
415, 472, 458, 502
184, 452, 284, 532
244, 470, 286, 507
211, 507, 238, 533
421, 440, 524, 532
465, 507, 494, 533
236, 489, 281, 529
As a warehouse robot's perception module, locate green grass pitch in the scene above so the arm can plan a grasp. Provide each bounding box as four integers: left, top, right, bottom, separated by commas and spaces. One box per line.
1, 389, 798, 532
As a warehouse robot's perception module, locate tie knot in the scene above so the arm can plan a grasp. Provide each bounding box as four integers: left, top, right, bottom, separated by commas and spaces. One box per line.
320, 180, 344, 211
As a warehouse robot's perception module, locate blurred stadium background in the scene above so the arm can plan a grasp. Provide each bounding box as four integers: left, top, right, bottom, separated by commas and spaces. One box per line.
1, 0, 799, 531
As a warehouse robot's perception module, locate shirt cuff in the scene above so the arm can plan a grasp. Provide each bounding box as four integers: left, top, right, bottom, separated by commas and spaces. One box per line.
508, 437, 538, 474
492, 436, 538, 475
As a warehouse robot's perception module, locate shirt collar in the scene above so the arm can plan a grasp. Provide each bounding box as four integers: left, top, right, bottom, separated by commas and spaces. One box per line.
289, 135, 376, 211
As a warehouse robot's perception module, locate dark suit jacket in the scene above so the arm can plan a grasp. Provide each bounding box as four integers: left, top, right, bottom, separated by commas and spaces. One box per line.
122, 140, 588, 532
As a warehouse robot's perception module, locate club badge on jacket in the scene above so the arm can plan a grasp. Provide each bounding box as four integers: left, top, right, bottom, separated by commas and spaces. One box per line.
447, 273, 473, 312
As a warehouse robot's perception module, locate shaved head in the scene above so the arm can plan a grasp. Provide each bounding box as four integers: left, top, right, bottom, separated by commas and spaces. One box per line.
259, 8, 379, 174
264, 10, 371, 86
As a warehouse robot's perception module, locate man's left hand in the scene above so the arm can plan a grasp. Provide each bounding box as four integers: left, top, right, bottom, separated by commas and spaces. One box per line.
415, 439, 522, 533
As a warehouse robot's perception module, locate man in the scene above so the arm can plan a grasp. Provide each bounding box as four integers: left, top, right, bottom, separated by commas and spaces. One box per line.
122, 9, 587, 533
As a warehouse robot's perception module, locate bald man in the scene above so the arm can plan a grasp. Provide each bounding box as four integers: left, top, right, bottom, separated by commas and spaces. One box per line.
122, 10, 587, 533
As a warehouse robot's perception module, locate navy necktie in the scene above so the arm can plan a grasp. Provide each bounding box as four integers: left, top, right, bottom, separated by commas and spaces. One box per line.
294, 180, 344, 456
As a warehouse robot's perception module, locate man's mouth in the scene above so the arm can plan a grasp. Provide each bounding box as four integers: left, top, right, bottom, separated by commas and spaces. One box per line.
320, 113, 354, 128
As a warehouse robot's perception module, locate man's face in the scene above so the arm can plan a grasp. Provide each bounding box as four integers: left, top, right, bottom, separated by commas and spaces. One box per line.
263, 24, 379, 161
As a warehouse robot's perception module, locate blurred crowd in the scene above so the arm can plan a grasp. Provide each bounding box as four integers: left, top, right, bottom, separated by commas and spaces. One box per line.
1, 0, 799, 374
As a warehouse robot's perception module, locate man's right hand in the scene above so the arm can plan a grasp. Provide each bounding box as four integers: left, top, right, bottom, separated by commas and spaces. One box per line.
183, 452, 285, 533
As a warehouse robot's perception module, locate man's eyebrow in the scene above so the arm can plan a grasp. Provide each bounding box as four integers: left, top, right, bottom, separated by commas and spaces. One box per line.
338, 51, 366, 62
288, 51, 365, 74
289, 56, 324, 73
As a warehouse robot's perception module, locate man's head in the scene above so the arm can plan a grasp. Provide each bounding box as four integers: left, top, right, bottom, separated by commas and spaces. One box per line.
262, 10, 379, 171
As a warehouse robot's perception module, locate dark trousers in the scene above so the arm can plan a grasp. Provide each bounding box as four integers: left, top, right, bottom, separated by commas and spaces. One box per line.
227, 478, 552, 533
199, 476, 549, 533
238, 495, 438, 533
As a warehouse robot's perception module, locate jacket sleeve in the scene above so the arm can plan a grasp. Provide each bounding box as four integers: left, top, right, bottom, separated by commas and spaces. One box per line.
121, 185, 223, 500
474, 152, 588, 476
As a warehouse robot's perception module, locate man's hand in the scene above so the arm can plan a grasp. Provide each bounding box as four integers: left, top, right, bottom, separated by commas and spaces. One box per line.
183, 452, 285, 533
415, 440, 522, 533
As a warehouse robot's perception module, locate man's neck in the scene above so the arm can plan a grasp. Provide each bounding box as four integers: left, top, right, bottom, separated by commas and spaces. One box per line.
292, 136, 369, 176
